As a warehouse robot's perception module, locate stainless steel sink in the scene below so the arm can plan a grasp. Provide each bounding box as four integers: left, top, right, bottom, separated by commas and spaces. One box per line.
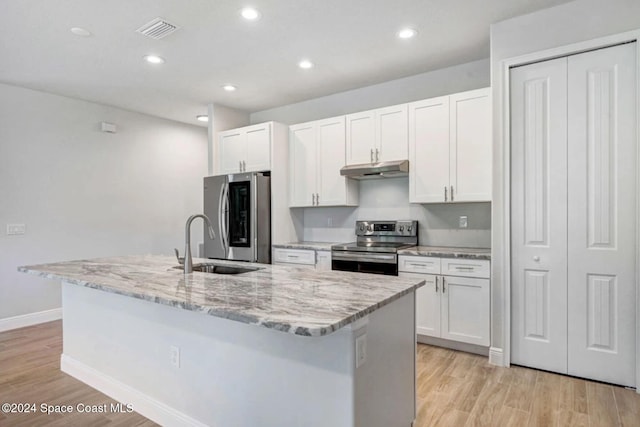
174, 263, 262, 275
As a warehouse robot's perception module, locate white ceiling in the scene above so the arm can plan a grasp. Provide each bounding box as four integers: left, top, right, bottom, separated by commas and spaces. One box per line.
0, 0, 572, 127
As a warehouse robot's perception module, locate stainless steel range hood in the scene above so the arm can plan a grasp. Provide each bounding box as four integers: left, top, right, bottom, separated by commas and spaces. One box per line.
340, 160, 409, 180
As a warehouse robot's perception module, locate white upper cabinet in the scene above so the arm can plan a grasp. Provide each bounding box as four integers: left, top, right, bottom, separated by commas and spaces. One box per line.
218, 122, 271, 174
289, 116, 358, 207
289, 123, 316, 207
409, 88, 491, 203
346, 104, 408, 165
408, 96, 450, 203
449, 89, 492, 202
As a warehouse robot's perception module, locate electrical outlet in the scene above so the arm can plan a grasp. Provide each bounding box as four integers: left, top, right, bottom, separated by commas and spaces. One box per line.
327, 217, 333, 227
459, 216, 468, 229
6, 224, 26, 235
170, 345, 180, 368
355, 333, 367, 368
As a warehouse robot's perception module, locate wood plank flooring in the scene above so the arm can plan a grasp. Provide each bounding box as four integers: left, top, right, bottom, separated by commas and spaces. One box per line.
1, 321, 639, 426
415, 344, 640, 427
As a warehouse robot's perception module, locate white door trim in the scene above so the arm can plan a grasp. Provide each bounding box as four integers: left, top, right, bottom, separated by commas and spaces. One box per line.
498, 28, 640, 391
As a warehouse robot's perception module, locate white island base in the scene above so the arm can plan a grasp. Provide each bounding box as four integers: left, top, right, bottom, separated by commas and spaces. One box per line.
60, 282, 417, 427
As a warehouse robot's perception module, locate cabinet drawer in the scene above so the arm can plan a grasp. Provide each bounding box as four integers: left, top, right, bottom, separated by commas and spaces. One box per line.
273, 248, 315, 265
398, 256, 441, 274
441, 258, 490, 278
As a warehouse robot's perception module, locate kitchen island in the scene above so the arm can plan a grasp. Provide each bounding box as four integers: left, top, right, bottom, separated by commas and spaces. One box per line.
19, 255, 425, 427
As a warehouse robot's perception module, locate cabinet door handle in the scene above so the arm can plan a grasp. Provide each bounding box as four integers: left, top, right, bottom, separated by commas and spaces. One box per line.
435, 276, 439, 293
375, 148, 379, 162
243, 160, 246, 171
370, 148, 374, 163
444, 186, 448, 202
316, 193, 319, 205
451, 185, 454, 201
455, 266, 474, 271
312, 193, 316, 205
442, 277, 446, 293
239, 160, 242, 172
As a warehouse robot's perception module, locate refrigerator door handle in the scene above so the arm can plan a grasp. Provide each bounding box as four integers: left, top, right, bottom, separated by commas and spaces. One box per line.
219, 182, 229, 257
223, 183, 230, 256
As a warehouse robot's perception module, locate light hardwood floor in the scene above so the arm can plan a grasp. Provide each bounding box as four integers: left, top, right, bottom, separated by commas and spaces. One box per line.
416, 344, 640, 427
1, 321, 639, 426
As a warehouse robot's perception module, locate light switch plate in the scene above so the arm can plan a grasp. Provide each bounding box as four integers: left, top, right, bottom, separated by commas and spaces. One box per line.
459, 216, 468, 229
6, 224, 26, 235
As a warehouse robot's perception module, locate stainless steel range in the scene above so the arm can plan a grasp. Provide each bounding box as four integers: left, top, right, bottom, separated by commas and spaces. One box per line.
331, 220, 418, 276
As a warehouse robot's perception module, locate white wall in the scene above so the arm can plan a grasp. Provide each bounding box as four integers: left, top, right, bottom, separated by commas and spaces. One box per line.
0, 83, 208, 321
252, 59, 491, 248
251, 58, 489, 125
490, 0, 640, 356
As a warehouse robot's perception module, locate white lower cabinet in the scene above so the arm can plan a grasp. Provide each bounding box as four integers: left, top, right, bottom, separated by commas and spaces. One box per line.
273, 248, 332, 271
400, 256, 490, 347
315, 250, 332, 271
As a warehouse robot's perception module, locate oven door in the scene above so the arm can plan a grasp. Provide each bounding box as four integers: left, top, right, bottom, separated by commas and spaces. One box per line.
331, 251, 398, 275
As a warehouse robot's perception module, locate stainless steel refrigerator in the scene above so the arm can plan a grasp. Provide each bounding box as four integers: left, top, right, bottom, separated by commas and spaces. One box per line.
203, 172, 271, 263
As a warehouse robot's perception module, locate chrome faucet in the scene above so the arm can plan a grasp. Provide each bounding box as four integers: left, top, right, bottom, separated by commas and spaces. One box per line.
184, 214, 216, 274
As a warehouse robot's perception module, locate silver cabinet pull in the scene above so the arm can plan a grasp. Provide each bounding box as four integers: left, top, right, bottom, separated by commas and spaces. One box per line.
533, 256, 540, 262
239, 160, 242, 171
451, 185, 454, 201
444, 186, 448, 202
312, 193, 316, 205
370, 148, 374, 163
243, 160, 246, 171
316, 193, 319, 205
442, 277, 446, 293
375, 148, 379, 162
435, 276, 439, 293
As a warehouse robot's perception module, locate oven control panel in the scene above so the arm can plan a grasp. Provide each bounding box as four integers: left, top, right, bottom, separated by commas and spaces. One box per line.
355, 220, 418, 236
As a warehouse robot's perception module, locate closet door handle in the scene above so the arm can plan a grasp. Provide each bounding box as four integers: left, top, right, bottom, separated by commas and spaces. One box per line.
444, 186, 448, 202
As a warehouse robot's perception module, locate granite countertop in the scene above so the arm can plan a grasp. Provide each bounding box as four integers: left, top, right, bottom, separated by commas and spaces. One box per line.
273, 242, 337, 251
19, 255, 424, 337
398, 246, 491, 260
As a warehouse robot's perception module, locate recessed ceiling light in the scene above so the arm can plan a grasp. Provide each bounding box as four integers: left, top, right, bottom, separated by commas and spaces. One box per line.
222, 85, 237, 92
240, 7, 261, 21
298, 60, 314, 69
196, 115, 209, 122
143, 55, 165, 64
397, 28, 418, 39
70, 27, 92, 37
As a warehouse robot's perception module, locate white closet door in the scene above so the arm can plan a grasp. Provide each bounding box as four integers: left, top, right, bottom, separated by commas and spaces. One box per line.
567, 43, 637, 386
510, 57, 569, 373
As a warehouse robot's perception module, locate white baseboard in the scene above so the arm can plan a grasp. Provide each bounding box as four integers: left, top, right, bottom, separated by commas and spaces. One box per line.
489, 347, 506, 367
0, 308, 62, 332
61, 354, 208, 427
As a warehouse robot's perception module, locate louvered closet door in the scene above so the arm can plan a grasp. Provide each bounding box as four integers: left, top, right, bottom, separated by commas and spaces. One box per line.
566, 43, 636, 386
510, 57, 569, 373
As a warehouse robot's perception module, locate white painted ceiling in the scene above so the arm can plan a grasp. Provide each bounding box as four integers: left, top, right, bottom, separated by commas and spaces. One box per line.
0, 0, 572, 127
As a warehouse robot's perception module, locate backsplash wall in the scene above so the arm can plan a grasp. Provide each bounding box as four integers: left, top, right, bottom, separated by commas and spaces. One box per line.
301, 178, 491, 248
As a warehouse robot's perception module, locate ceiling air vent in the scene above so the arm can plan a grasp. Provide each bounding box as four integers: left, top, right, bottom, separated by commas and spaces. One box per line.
136, 18, 180, 40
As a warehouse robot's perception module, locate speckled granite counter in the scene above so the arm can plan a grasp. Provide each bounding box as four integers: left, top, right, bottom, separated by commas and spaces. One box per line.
19, 255, 424, 337
398, 246, 491, 260
272, 241, 337, 251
